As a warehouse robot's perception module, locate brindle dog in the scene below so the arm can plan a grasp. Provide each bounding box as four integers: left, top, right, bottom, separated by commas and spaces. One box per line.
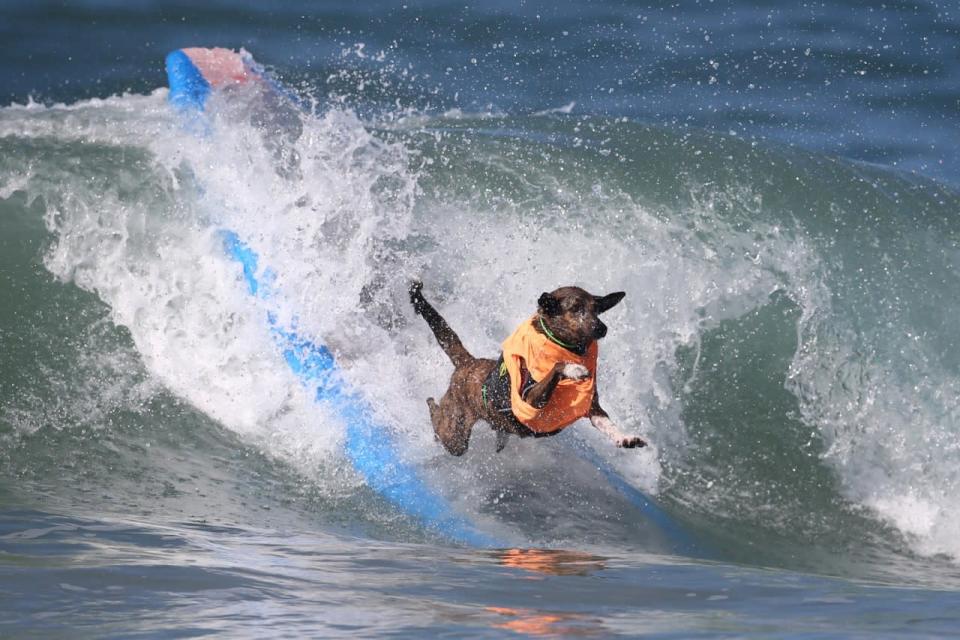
409, 281, 646, 456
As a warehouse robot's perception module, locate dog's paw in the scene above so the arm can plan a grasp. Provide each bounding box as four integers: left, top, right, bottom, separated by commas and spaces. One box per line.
617, 436, 647, 449
561, 363, 590, 380
495, 430, 510, 453
409, 280, 425, 312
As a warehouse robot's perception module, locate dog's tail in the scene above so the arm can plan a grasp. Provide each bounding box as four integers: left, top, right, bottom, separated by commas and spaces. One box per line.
409, 281, 474, 368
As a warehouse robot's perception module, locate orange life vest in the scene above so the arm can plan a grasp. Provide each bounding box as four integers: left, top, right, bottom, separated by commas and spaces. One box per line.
501, 316, 597, 434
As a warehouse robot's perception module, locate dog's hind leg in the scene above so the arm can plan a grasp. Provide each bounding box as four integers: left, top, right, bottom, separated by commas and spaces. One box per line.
409, 281, 473, 368
427, 395, 473, 456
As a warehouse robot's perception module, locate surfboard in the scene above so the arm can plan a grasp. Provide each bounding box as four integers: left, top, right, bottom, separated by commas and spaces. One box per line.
165, 47, 698, 555
166, 47, 497, 548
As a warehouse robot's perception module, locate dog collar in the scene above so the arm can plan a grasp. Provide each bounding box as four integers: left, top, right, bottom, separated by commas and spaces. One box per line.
538, 315, 579, 350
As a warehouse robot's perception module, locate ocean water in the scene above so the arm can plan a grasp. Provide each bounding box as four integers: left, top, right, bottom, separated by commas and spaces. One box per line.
2, 1, 960, 637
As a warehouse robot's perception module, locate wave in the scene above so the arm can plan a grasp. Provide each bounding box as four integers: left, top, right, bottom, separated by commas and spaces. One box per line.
1, 88, 958, 574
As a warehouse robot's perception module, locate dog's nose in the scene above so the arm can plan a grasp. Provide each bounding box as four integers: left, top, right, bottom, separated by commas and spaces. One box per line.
594, 322, 608, 339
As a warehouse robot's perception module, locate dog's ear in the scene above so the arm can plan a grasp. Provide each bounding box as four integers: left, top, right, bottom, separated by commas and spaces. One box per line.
595, 291, 626, 313
538, 292, 562, 316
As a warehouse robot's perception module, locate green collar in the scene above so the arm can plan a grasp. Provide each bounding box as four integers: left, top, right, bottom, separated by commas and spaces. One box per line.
538, 315, 578, 350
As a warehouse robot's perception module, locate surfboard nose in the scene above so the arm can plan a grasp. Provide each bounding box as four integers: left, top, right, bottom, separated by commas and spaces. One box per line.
165, 49, 209, 112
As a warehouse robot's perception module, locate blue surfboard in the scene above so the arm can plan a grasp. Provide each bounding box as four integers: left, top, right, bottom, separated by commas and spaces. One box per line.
166, 47, 497, 548
165, 47, 698, 555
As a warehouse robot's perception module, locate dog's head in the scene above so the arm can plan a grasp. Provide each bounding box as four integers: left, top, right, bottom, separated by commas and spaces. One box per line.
536, 286, 626, 352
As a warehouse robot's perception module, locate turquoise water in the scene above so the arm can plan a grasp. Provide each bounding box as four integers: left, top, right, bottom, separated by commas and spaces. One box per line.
3, 2, 960, 637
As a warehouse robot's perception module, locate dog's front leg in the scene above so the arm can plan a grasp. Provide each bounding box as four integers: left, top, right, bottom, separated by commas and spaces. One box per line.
589, 393, 646, 448
521, 361, 586, 408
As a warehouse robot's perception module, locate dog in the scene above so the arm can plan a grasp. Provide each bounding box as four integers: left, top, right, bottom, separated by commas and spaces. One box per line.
409, 281, 646, 456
